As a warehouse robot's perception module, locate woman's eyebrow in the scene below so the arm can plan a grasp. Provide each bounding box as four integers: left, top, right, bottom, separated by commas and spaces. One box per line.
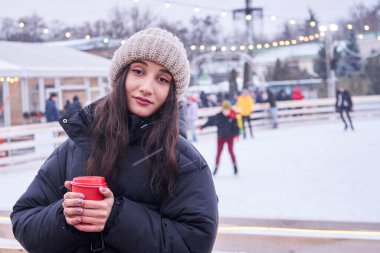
130, 60, 148, 66
160, 69, 172, 75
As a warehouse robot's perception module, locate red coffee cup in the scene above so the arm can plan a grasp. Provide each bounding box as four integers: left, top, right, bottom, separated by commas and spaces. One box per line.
71, 176, 107, 200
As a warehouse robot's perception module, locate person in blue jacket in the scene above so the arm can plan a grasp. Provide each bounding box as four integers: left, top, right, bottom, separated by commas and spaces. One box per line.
45, 93, 60, 122
11, 28, 218, 253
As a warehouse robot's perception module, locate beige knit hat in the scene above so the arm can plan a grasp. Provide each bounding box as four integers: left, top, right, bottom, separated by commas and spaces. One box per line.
108, 27, 190, 97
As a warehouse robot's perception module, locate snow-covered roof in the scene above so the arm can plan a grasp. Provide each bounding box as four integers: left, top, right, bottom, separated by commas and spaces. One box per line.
44, 37, 122, 51
0, 41, 110, 77
253, 42, 323, 64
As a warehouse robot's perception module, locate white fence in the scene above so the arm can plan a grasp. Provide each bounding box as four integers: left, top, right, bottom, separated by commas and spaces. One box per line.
1, 96, 380, 166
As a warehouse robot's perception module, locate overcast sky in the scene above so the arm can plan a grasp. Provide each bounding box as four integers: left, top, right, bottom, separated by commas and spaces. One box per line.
0, 0, 377, 37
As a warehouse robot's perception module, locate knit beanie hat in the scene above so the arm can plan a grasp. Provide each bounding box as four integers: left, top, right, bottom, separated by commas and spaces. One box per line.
108, 28, 190, 98
221, 100, 232, 110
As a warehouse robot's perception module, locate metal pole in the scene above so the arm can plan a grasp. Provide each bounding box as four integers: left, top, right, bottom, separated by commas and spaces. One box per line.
325, 32, 336, 98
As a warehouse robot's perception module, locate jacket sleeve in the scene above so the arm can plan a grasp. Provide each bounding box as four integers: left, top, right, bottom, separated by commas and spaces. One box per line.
201, 114, 218, 129
233, 118, 240, 136
347, 91, 353, 109
103, 162, 218, 253
11, 140, 89, 253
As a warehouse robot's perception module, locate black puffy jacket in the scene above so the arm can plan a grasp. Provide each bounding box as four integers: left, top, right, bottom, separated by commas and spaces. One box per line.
201, 111, 239, 139
11, 102, 218, 253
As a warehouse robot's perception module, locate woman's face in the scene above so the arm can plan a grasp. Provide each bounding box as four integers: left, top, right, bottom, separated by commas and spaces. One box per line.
125, 60, 172, 117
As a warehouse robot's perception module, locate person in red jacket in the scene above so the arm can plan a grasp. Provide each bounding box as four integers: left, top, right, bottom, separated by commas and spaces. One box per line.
291, 86, 304, 100
200, 100, 239, 175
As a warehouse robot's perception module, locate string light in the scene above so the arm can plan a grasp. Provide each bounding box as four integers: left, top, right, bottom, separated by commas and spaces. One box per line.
121, 40, 126, 45
377, 35, 380, 41
10, 2, 375, 53
329, 24, 338, 31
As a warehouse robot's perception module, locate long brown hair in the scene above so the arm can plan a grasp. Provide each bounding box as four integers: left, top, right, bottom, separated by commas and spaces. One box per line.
86, 66, 179, 196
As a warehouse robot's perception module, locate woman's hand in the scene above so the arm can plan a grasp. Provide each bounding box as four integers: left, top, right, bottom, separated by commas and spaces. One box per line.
62, 181, 84, 226
63, 181, 114, 232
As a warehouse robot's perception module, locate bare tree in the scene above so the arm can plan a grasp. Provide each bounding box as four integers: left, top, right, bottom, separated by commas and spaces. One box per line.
47, 20, 68, 41
157, 19, 189, 46
129, 6, 157, 34
108, 7, 130, 38
0, 17, 17, 40
1, 14, 47, 42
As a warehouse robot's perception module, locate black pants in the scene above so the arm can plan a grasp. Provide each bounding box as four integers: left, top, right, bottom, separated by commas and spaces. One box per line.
339, 108, 353, 129
242, 116, 253, 138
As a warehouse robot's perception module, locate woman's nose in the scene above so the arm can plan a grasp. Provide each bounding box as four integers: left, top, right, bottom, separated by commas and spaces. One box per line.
139, 77, 154, 95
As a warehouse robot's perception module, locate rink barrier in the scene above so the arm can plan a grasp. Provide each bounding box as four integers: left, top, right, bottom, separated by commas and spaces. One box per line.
0, 95, 380, 166
196, 95, 380, 134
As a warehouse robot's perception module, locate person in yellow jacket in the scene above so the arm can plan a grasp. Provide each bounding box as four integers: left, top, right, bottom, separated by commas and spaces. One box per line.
235, 89, 254, 138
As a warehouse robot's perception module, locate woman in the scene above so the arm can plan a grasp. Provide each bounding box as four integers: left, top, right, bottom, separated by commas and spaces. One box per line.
11, 28, 218, 253
335, 85, 354, 130
200, 100, 239, 175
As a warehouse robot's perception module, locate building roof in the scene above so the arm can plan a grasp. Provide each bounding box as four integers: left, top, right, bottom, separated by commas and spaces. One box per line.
44, 37, 122, 51
0, 41, 110, 78
253, 42, 323, 65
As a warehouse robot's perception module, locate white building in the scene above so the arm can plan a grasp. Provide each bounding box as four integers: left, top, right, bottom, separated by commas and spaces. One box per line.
0, 41, 111, 126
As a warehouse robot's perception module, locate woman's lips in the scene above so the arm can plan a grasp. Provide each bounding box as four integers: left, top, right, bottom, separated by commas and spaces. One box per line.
134, 96, 152, 106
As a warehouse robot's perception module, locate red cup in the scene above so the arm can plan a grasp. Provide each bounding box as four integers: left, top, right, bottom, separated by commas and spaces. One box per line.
71, 176, 107, 200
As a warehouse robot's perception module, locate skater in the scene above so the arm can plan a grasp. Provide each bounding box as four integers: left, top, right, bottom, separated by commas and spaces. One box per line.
200, 100, 239, 175
335, 85, 354, 131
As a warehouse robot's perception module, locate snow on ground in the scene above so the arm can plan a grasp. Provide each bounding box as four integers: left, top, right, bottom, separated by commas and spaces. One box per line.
192, 119, 380, 223
1, 119, 380, 224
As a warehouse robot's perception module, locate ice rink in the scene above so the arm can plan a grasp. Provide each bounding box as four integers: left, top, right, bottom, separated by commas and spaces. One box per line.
1, 119, 380, 225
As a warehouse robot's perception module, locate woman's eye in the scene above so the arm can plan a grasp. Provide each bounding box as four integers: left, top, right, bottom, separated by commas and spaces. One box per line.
159, 77, 170, 83
132, 69, 143, 75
